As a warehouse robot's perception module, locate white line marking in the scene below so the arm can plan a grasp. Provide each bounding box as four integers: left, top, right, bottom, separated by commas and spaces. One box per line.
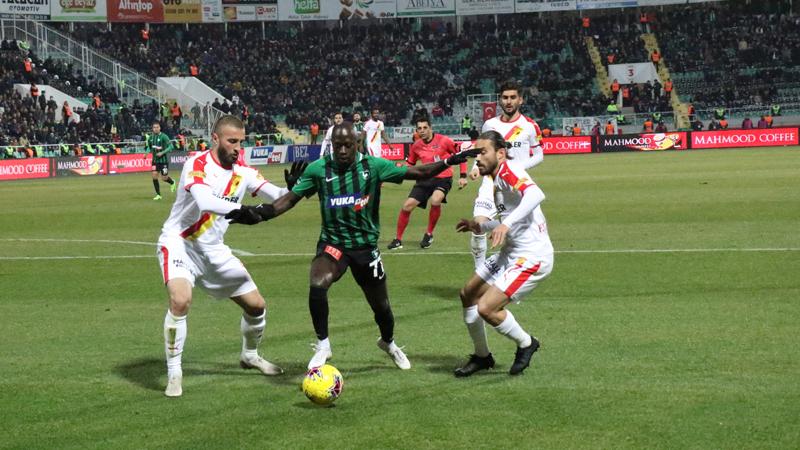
1, 248, 798, 261
231, 248, 256, 256
0, 238, 153, 246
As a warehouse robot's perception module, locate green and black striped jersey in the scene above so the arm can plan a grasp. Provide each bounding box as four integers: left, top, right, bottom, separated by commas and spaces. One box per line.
292, 153, 408, 249
147, 132, 174, 164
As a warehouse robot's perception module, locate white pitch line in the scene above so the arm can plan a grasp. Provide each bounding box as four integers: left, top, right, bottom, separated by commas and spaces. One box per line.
1, 247, 798, 261
0, 238, 153, 246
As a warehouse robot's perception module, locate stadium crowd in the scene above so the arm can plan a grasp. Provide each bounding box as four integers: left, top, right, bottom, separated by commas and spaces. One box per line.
3, 0, 798, 156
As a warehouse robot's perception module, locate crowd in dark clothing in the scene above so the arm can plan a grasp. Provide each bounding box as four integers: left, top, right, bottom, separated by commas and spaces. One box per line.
56, 13, 603, 127
657, 3, 800, 110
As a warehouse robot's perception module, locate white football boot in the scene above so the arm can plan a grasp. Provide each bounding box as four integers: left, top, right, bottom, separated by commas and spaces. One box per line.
240, 354, 284, 375
307, 344, 332, 369
377, 339, 411, 370
165, 371, 183, 398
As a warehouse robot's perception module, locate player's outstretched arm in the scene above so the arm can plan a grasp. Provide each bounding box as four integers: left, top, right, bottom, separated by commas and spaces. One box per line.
404, 148, 480, 180
225, 191, 302, 225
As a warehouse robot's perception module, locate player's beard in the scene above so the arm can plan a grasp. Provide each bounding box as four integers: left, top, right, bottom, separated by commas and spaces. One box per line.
502, 104, 519, 119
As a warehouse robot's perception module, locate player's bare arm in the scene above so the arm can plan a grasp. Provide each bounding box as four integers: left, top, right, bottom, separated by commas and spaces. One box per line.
404, 148, 479, 180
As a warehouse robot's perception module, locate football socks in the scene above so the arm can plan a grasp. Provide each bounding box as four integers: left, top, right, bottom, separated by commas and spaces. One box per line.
463, 305, 490, 358
164, 310, 187, 377
240, 310, 266, 359
309, 286, 329, 340
396, 209, 411, 240
493, 311, 532, 348
427, 205, 441, 234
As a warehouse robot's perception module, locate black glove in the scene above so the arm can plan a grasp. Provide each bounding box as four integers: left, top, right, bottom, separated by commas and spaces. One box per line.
444, 148, 481, 166
284, 160, 308, 190
225, 205, 264, 225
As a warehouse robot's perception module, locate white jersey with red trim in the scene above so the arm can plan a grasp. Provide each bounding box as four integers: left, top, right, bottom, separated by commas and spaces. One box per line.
363, 118, 385, 157
481, 114, 543, 169
159, 151, 272, 247
492, 160, 553, 257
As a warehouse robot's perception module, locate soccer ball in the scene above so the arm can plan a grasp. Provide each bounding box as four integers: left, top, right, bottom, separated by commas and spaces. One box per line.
302, 364, 343, 406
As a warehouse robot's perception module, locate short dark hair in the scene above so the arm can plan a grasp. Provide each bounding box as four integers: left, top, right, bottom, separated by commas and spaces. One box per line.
415, 117, 431, 127
213, 114, 244, 134
499, 80, 522, 96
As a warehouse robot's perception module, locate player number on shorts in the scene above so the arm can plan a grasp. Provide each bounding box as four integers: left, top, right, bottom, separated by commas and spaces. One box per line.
369, 256, 385, 280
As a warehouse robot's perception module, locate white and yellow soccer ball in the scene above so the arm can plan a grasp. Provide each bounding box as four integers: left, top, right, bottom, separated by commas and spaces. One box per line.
302, 364, 344, 406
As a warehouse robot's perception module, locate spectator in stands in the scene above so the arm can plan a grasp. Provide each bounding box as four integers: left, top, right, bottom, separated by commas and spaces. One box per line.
310, 122, 320, 145
691, 118, 704, 131
741, 117, 753, 129
655, 121, 667, 133
757, 115, 768, 129
643, 118, 654, 132
61, 100, 72, 125
719, 118, 729, 129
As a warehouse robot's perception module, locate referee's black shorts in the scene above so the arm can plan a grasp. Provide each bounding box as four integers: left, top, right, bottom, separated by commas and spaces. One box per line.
408, 177, 452, 209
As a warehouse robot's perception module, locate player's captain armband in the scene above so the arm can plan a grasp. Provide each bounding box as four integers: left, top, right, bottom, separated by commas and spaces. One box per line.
189, 171, 206, 178
324, 245, 343, 261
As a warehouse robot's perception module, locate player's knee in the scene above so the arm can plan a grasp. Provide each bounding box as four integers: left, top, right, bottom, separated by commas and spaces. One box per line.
459, 287, 476, 307
476, 301, 497, 321
169, 294, 192, 315
310, 275, 334, 290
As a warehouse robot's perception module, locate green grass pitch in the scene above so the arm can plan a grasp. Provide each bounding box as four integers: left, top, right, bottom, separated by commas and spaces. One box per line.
1, 147, 799, 449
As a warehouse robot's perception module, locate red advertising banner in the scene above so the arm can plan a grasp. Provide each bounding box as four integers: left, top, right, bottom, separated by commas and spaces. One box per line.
108, 153, 153, 173
0, 158, 51, 181
542, 136, 593, 154
482, 102, 497, 121
691, 128, 799, 149
381, 143, 405, 161
107, 0, 164, 22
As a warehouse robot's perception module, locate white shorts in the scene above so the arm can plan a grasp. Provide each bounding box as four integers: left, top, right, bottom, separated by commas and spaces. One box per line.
156, 236, 257, 299
476, 251, 553, 303
473, 175, 497, 218
367, 144, 382, 158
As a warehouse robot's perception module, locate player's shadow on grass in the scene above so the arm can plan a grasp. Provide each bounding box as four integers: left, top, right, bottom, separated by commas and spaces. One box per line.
412, 284, 460, 301
117, 358, 303, 391
412, 353, 467, 374
116, 358, 165, 392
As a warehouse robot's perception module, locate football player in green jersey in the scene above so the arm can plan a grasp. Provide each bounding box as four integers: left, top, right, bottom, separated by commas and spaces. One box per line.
144, 121, 176, 200
227, 123, 479, 371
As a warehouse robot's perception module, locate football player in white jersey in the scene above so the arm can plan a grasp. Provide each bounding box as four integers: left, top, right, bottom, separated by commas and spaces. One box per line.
469, 81, 544, 271
454, 130, 554, 377
156, 115, 306, 397
320, 112, 344, 159
361, 107, 391, 158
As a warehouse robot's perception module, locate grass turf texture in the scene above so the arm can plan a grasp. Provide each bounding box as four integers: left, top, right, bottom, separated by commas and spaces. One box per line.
1, 147, 798, 449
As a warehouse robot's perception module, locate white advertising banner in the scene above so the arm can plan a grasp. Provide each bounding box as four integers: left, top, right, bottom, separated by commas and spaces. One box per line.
1, 0, 50, 18
514, 0, 575, 12
396, 0, 455, 17
608, 62, 659, 85
50, 0, 107, 21
576, 0, 636, 9
456, 0, 512, 15
202, 0, 222, 22
278, 0, 395, 21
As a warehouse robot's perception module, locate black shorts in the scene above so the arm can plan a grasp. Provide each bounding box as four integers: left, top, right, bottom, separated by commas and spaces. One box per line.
152, 163, 169, 176
408, 177, 451, 209
315, 241, 386, 287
